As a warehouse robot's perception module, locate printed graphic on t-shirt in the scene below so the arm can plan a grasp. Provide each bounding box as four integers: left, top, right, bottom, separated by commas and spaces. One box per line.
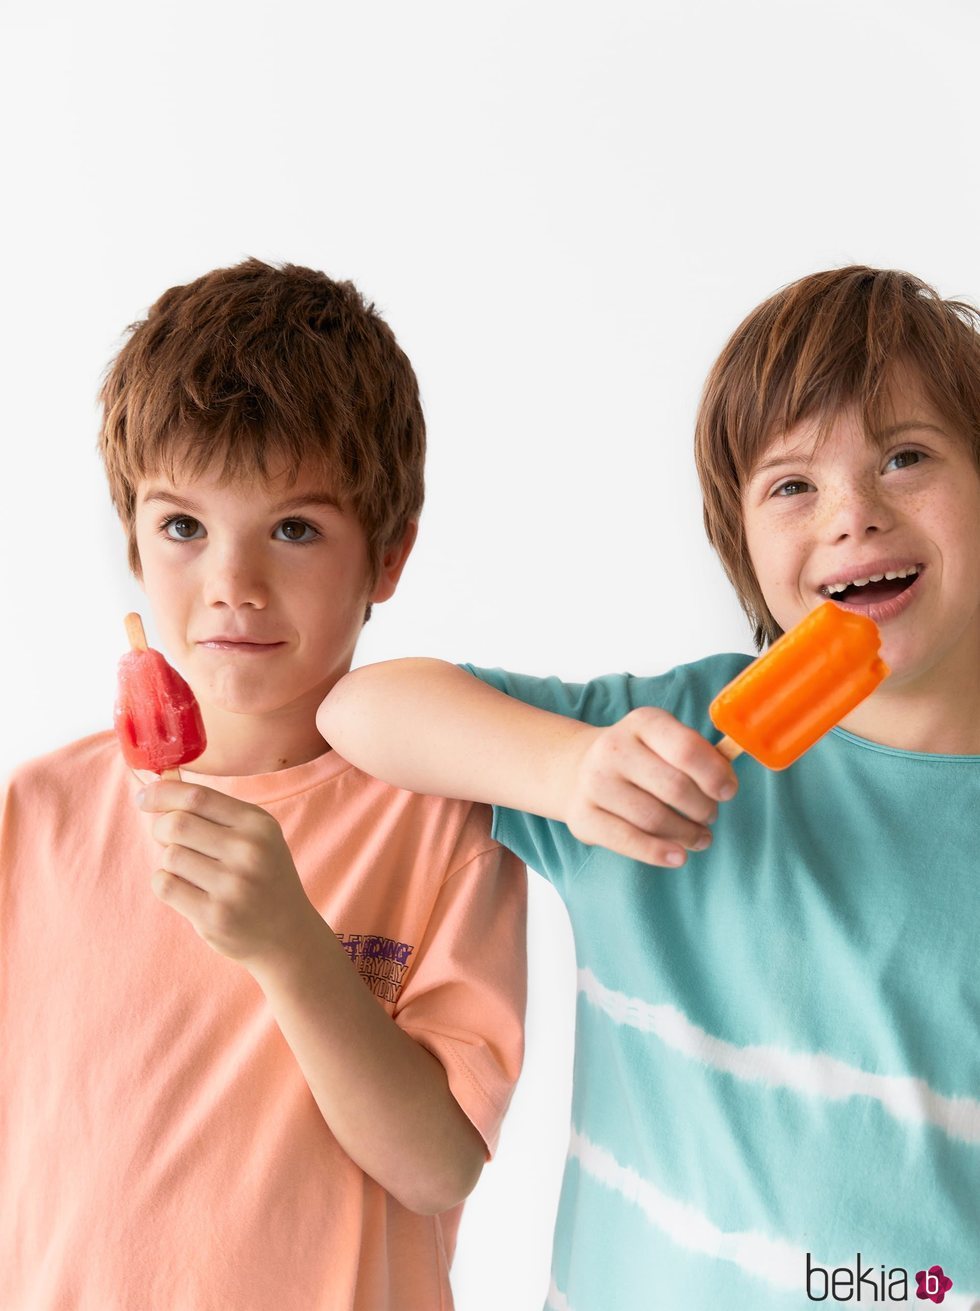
336, 932, 415, 1003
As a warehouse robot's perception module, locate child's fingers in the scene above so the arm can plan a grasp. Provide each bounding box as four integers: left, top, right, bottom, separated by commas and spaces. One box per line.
585, 772, 713, 850
136, 780, 242, 827
150, 808, 230, 861
629, 708, 738, 802
576, 804, 699, 868
151, 863, 212, 912
157, 841, 224, 893
607, 732, 719, 827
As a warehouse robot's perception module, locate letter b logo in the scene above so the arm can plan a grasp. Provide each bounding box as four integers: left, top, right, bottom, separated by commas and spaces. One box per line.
805, 1253, 828, 1301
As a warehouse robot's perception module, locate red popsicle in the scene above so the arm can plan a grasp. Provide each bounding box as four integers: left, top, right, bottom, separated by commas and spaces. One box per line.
114, 613, 206, 778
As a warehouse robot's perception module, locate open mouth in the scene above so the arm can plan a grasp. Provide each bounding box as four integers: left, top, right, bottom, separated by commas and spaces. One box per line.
821, 566, 921, 607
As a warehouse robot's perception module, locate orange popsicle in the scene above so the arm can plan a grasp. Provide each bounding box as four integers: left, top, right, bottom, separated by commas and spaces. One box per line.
114, 614, 206, 779
709, 602, 888, 770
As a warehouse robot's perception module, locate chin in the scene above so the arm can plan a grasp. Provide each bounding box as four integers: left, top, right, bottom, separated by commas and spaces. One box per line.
201, 676, 294, 715
877, 638, 935, 686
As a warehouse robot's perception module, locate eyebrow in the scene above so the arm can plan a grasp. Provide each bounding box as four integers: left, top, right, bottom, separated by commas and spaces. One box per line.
750, 446, 815, 476
751, 421, 948, 477
141, 489, 343, 514
878, 420, 947, 439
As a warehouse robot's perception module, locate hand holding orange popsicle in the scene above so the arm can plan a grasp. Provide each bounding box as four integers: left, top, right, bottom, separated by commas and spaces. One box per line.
561, 601, 887, 868
710, 601, 889, 769
318, 604, 886, 873
113, 614, 207, 780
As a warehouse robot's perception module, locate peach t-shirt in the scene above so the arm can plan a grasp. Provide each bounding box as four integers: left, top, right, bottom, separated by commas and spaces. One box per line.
0, 732, 526, 1311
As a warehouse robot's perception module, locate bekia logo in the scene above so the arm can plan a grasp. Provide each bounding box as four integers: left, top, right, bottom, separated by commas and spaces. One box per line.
806, 1253, 954, 1303
915, 1267, 954, 1304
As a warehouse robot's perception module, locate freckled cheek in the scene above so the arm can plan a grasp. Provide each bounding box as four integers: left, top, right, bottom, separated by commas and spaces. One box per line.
747, 522, 815, 611
895, 487, 931, 518
817, 493, 842, 520
936, 506, 980, 591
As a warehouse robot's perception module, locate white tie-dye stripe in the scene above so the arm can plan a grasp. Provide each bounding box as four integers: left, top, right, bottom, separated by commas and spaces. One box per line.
545, 1279, 572, 1310
569, 1130, 980, 1310
579, 967, 980, 1143
571, 1128, 800, 1286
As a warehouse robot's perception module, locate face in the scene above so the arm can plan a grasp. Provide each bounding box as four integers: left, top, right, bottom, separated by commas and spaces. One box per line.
741, 372, 980, 691
133, 463, 415, 729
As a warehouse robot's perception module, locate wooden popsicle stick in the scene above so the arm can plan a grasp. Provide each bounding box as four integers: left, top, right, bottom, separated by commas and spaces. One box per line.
123, 611, 182, 782
716, 735, 744, 763
124, 611, 148, 652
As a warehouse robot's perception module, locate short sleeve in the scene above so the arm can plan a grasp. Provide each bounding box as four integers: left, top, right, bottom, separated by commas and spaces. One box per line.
459, 664, 678, 897
0, 769, 24, 891
393, 835, 527, 1158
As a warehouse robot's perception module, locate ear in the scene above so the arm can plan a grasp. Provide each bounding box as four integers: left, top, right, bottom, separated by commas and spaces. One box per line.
369, 520, 419, 604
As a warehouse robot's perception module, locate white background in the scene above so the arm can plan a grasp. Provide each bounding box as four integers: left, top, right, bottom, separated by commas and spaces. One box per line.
2, 2, 979, 1306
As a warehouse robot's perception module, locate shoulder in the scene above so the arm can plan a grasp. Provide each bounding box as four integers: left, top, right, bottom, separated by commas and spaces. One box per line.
460, 663, 640, 726
4, 730, 121, 803
4, 730, 124, 809
335, 764, 505, 875
627, 652, 754, 735
2, 732, 127, 859
461, 652, 754, 733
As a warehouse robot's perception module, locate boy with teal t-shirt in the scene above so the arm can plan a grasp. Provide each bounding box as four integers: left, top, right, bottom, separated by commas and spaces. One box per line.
319, 266, 980, 1309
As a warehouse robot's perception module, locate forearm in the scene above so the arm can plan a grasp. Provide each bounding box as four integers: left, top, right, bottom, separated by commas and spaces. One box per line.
250, 909, 486, 1215
319, 658, 598, 820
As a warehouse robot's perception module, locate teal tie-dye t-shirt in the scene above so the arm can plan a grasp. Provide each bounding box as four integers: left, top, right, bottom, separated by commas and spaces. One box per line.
463, 656, 980, 1311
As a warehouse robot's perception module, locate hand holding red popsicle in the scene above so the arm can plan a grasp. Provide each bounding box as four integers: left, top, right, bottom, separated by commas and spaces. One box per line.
112, 614, 316, 966
113, 613, 207, 779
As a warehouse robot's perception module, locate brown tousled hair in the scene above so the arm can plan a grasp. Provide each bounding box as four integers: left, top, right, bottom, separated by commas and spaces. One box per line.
98, 258, 425, 612
694, 265, 980, 649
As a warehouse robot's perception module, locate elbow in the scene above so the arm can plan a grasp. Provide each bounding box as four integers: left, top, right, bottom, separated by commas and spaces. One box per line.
393, 1148, 486, 1217
316, 658, 449, 752
316, 668, 358, 744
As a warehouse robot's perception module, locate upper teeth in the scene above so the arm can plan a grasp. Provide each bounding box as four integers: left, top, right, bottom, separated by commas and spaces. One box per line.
823, 566, 919, 596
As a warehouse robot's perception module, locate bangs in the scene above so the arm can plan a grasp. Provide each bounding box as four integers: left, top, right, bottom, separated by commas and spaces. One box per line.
103, 329, 361, 504
118, 414, 350, 503
728, 268, 970, 483
743, 367, 921, 483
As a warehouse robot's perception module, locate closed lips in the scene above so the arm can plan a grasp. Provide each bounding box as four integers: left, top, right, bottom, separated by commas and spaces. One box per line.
198, 638, 287, 647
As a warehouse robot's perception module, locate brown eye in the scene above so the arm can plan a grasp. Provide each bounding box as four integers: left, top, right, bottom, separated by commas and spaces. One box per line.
275, 519, 318, 543
164, 516, 203, 540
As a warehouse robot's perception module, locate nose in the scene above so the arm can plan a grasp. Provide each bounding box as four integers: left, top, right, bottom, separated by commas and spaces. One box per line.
818, 474, 894, 542
201, 543, 269, 610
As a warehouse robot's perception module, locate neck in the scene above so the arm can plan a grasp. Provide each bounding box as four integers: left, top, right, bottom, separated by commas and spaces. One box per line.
838, 642, 980, 755
190, 694, 332, 776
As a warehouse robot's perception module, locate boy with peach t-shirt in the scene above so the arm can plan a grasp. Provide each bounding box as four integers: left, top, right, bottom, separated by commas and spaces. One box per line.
0, 260, 525, 1311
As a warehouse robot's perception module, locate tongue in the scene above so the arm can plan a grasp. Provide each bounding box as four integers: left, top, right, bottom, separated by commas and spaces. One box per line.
843, 577, 911, 605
